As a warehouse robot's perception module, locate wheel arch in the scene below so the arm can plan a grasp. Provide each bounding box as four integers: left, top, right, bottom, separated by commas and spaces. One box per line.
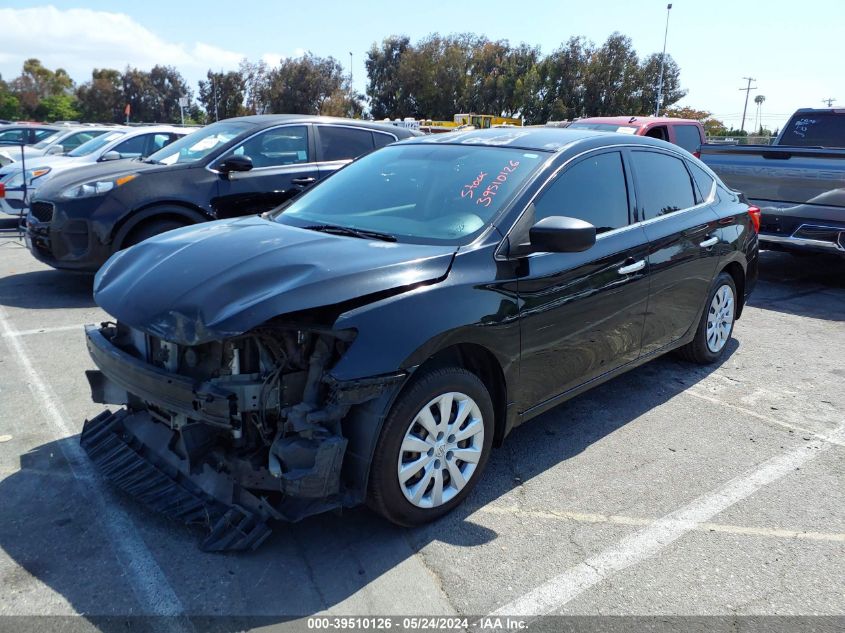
403, 342, 509, 448
721, 260, 746, 319
111, 202, 209, 251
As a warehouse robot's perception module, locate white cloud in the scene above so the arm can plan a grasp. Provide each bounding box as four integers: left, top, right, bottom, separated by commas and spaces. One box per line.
261, 52, 285, 68
260, 48, 308, 69
0, 6, 245, 84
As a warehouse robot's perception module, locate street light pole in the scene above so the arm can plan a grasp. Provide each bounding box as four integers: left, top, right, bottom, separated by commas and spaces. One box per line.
654, 3, 672, 117
349, 51, 353, 84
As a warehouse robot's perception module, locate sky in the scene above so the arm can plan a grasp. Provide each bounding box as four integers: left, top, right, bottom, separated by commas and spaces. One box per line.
1, 0, 842, 131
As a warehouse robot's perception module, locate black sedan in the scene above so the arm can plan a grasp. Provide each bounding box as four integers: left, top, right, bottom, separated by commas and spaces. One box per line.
25, 115, 419, 271
79, 127, 759, 550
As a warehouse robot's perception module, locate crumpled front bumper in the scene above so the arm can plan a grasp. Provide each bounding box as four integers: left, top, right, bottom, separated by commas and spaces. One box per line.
81, 408, 273, 551
81, 323, 407, 551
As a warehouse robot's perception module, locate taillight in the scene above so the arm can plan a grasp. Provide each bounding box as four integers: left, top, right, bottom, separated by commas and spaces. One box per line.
693, 150, 701, 159
0, 183, 5, 199
747, 206, 761, 233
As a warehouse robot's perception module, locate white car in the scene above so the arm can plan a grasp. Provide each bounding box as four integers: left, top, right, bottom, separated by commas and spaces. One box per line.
0, 125, 190, 217
0, 126, 118, 166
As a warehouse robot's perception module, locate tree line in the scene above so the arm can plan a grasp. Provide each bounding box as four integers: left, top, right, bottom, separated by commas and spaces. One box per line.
0, 31, 699, 126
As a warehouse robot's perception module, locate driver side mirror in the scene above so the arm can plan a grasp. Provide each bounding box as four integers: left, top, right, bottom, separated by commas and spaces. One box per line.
527, 216, 596, 253
45, 144, 64, 155
216, 155, 253, 177
100, 151, 122, 162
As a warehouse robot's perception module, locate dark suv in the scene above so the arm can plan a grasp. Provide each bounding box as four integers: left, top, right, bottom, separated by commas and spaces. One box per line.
25, 115, 418, 271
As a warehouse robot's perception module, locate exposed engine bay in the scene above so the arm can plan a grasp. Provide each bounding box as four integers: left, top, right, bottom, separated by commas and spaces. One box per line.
81, 321, 404, 551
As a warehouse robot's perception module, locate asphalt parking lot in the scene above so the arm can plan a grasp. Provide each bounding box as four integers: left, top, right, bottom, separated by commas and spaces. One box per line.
0, 222, 843, 630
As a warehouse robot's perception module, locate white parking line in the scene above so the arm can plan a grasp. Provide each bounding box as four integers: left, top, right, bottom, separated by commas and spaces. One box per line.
1, 324, 88, 338
685, 388, 845, 447
480, 506, 845, 543
0, 306, 186, 621
490, 423, 843, 618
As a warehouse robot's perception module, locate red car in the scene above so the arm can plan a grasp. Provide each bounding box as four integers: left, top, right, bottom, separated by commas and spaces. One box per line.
568, 116, 706, 157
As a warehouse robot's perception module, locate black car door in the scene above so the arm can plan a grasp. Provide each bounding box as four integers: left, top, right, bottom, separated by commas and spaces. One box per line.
627, 149, 721, 355
516, 150, 651, 412
212, 124, 319, 218
314, 125, 398, 178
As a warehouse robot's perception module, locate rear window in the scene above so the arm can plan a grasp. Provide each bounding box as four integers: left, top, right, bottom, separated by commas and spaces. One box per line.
674, 125, 703, 153
779, 113, 845, 147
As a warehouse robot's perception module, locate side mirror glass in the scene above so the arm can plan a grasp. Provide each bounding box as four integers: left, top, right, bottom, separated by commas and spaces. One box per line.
216, 155, 253, 176
527, 216, 596, 253
100, 150, 121, 162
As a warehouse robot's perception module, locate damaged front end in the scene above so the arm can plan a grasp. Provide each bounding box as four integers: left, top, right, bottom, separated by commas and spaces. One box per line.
80, 321, 404, 551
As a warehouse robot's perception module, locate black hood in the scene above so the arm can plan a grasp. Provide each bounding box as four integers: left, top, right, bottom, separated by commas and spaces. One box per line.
34, 159, 161, 199
94, 216, 456, 344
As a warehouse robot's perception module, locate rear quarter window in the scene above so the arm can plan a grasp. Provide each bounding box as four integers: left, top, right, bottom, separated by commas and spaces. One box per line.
687, 161, 716, 202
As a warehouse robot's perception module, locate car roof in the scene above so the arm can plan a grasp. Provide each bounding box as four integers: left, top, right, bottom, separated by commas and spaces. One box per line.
401, 126, 686, 153
573, 116, 702, 127
119, 125, 193, 136
229, 114, 419, 137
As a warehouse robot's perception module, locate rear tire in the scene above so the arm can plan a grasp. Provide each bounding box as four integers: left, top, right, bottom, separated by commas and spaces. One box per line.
367, 367, 494, 527
123, 218, 188, 248
677, 272, 737, 364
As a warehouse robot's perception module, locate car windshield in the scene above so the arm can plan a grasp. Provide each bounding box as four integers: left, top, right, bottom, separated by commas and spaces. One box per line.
569, 122, 640, 134
275, 143, 547, 244
68, 131, 125, 157
32, 131, 64, 149
146, 120, 254, 165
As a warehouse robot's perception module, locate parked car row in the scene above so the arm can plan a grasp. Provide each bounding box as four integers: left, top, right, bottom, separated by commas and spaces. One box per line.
39, 117, 759, 550
19, 116, 418, 270
0, 125, 189, 217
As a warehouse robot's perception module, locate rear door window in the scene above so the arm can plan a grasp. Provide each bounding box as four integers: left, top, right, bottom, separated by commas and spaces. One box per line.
534, 151, 630, 234
317, 126, 375, 162
674, 125, 703, 153
631, 151, 696, 220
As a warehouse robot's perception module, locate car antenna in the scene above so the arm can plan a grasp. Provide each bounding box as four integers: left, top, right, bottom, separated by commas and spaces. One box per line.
628, 117, 637, 123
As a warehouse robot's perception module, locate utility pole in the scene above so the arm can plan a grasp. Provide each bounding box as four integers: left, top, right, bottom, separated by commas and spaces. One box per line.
739, 77, 756, 133
349, 51, 354, 84
654, 3, 672, 117
822, 97, 837, 108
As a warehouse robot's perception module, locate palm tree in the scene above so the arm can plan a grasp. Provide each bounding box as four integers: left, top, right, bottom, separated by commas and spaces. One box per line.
754, 94, 766, 133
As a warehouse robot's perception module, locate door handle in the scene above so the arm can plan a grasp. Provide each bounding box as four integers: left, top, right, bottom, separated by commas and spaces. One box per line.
617, 259, 646, 275
291, 177, 317, 186
699, 236, 718, 248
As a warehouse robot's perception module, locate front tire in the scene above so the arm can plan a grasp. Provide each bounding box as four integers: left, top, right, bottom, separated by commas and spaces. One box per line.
678, 272, 737, 364
123, 218, 188, 248
367, 367, 494, 526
